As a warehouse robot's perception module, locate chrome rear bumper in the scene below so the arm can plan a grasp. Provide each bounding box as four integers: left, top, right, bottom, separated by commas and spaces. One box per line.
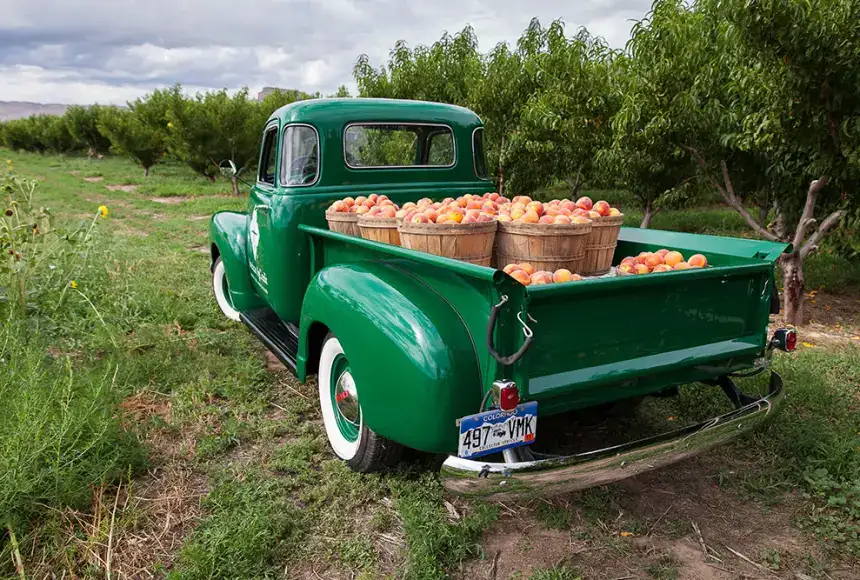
441, 371, 783, 500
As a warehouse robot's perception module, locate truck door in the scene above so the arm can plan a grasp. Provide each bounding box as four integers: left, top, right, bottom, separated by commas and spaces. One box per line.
248, 122, 279, 297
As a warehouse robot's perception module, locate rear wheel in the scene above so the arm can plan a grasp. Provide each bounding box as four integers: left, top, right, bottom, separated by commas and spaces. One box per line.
318, 333, 402, 472
212, 257, 240, 322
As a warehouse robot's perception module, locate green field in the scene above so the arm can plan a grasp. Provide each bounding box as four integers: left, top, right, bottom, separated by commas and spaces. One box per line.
2, 150, 859, 579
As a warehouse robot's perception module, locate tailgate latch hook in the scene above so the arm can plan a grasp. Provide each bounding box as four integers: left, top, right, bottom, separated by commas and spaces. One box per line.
486, 295, 535, 366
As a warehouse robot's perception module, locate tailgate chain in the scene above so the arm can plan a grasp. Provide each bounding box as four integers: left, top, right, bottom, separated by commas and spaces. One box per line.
487, 295, 535, 366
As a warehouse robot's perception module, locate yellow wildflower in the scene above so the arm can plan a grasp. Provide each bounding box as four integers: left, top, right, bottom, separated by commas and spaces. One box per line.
70, 280, 78, 289
98, 205, 109, 218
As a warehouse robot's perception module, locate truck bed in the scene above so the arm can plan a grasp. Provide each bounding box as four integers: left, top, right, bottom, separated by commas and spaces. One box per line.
301, 224, 787, 415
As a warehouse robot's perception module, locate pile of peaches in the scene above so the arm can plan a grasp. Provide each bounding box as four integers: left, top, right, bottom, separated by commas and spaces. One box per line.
617, 249, 709, 275
497, 195, 621, 225
326, 193, 623, 226
503, 263, 582, 286
327, 194, 399, 219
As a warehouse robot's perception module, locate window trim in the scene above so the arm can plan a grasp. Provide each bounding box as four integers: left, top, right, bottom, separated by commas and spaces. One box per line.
279, 122, 321, 188
343, 122, 457, 170
472, 127, 490, 181
257, 121, 280, 186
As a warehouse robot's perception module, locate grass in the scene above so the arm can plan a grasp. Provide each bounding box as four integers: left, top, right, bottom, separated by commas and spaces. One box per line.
2, 149, 859, 577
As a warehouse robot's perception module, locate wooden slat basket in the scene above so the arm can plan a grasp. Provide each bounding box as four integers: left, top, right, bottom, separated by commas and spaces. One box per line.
494, 220, 593, 273
326, 212, 360, 236
581, 215, 624, 275
398, 221, 498, 266
357, 216, 401, 246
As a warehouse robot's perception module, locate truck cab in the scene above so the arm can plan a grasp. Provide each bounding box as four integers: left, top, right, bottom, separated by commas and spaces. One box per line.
210, 98, 792, 498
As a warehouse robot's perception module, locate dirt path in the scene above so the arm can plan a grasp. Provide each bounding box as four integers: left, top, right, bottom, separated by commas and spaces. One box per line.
457, 456, 852, 579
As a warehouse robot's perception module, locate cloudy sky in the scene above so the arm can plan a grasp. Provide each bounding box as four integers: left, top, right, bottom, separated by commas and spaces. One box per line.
1, 0, 652, 105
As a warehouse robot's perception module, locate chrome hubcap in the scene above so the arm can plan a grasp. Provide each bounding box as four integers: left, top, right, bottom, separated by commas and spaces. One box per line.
335, 370, 360, 425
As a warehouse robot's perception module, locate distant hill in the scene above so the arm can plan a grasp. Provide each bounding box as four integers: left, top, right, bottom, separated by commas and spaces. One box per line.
0, 101, 68, 121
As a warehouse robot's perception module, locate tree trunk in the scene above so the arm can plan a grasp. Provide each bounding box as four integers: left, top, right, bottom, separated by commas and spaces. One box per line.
208, 175, 215, 183
571, 173, 582, 199
640, 198, 656, 229
144, 166, 150, 177
497, 135, 505, 196
231, 175, 240, 196
779, 253, 804, 326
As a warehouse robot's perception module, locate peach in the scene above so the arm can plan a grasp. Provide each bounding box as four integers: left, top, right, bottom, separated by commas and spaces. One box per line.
354, 206, 370, 214
576, 196, 593, 211
519, 263, 536, 275
423, 209, 439, 222
663, 251, 684, 267
512, 195, 532, 205
634, 252, 653, 265
688, 254, 708, 268
539, 215, 555, 224
510, 207, 526, 220
401, 201, 416, 210
380, 206, 397, 218
446, 211, 463, 223
617, 263, 635, 275
477, 213, 494, 222
571, 273, 582, 281
561, 200, 576, 212
634, 263, 651, 275
553, 215, 572, 225
462, 214, 479, 224
488, 193, 500, 201
526, 201, 544, 216
466, 200, 483, 210
368, 193, 379, 202
573, 208, 590, 217
544, 207, 560, 217
608, 208, 622, 217
503, 263, 522, 275
652, 264, 673, 273
465, 209, 480, 220
530, 271, 553, 285
620, 256, 636, 267
588, 210, 602, 220
571, 216, 591, 224
376, 194, 388, 202
435, 214, 449, 224
497, 214, 512, 222
354, 196, 367, 206
510, 270, 531, 286
593, 200, 611, 216
655, 249, 670, 258
410, 213, 428, 223
330, 200, 348, 212
553, 269, 573, 283
673, 261, 691, 270
522, 211, 540, 224
645, 254, 665, 269
343, 197, 355, 207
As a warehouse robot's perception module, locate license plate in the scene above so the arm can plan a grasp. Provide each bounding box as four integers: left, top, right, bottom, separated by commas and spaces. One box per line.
457, 402, 537, 459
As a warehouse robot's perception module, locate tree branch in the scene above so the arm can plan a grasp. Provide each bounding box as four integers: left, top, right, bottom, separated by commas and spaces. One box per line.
682, 146, 781, 242
800, 209, 844, 260
792, 176, 829, 250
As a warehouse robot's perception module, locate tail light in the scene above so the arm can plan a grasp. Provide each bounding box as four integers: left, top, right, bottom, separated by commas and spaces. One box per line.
771, 328, 797, 352
492, 380, 520, 411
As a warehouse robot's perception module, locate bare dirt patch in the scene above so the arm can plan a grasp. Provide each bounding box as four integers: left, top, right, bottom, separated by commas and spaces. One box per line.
151, 196, 191, 204
83, 176, 104, 183
106, 184, 139, 193
771, 291, 860, 349
457, 458, 843, 579
188, 215, 211, 221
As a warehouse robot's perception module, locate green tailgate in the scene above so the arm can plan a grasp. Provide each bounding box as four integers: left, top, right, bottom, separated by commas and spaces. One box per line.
512, 228, 789, 413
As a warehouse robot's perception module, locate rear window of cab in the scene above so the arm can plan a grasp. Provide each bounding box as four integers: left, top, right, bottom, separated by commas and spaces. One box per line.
343, 123, 455, 168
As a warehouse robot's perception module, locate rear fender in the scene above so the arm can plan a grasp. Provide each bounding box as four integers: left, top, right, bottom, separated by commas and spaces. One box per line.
209, 211, 263, 312
299, 262, 482, 454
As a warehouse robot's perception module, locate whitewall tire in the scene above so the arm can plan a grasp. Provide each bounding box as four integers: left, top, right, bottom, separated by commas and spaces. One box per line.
212, 257, 241, 322
317, 333, 402, 471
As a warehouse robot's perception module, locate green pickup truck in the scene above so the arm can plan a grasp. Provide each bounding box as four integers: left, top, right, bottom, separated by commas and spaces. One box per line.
210, 98, 795, 499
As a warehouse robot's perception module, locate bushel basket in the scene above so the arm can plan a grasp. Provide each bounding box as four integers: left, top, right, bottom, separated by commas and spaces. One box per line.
326, 212, 360, 236
494, 220, 593, 273
398, 221, 497, 266
581, 215, 623, 275
358, 216, 401, 246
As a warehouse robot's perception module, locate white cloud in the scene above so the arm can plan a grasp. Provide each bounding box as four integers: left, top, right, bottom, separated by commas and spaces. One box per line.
0, 0, 652, 105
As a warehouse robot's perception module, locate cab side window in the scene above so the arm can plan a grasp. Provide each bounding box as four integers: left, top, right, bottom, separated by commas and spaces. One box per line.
258, 125, 278, 185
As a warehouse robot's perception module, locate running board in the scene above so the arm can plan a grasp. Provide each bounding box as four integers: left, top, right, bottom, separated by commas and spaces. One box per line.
240, 308, 299, 373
